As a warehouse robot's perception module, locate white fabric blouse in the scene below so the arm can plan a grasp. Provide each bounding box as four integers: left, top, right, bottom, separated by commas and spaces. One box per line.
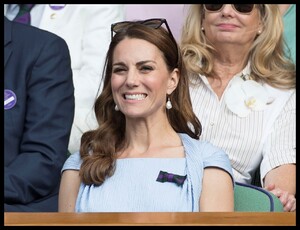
189, 64, 296, 185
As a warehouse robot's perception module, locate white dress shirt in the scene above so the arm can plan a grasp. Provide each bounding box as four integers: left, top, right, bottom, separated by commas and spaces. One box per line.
189, 63, 296, 185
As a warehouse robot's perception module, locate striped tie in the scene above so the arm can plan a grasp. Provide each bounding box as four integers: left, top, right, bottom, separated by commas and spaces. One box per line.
13, 4, 35, 24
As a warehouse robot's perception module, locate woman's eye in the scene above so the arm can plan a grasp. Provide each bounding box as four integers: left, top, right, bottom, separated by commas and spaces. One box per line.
113, 67, 126, 73
140, 65, 153, 72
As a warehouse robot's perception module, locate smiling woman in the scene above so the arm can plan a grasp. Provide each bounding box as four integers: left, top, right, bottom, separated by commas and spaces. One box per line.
58, 18, 235, 213
111, 38, 177, 118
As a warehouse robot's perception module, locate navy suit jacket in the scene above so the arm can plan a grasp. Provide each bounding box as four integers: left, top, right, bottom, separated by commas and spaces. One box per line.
4, 17, 75, 211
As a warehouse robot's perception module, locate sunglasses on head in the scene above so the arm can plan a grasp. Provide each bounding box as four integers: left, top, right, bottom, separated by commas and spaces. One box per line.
111, 18, 175, 41
204, 4, 255, 14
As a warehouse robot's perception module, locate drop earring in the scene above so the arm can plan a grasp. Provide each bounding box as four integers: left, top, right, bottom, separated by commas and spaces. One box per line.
115, 104, 119, 111
201, 27, 204, 31
166, 97, 172, 110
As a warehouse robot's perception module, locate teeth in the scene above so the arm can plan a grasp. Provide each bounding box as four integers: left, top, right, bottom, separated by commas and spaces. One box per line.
125, 94, 146, 100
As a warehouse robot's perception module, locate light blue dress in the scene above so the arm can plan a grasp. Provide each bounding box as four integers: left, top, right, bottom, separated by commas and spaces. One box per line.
61, 133, 234, 212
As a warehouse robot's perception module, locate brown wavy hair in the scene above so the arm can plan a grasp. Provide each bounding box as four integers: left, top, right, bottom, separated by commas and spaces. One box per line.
79, 21, 202, 185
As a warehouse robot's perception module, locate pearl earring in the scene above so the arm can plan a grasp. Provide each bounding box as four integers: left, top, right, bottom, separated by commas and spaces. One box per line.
166, 97, 172, 110
258, 30, 261, 34
115, 104, 119, 111
201, 27, 204, 31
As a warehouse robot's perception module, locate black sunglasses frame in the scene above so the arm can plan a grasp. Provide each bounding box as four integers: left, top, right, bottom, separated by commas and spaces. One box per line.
111, 18, 175, 41
204, 4, 255, 14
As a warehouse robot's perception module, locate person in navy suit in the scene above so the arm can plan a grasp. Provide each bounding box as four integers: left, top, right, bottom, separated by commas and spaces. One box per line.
4, 16, 75, 212
4, 4, 125, 154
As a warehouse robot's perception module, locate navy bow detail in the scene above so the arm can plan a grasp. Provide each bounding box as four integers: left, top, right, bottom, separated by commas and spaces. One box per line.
156, 170, 187, 186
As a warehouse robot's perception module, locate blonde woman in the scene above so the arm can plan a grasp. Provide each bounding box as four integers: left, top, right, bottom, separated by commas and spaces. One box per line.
181, 4, 295, 212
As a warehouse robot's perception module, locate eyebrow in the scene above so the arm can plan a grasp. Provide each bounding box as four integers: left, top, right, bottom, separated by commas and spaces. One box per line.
113, 60, 157, 67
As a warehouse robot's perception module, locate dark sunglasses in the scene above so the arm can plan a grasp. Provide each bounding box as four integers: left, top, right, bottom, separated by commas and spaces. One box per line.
204, 4, 255, 14
111, 18, 175, 41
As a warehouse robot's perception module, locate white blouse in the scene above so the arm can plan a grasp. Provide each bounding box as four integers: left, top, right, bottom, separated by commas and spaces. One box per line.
189, 65, 295, 185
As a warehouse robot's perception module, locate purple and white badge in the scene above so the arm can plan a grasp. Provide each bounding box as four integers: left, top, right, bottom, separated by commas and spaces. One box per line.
49, 4, 66, 10
4, 89, 17, 110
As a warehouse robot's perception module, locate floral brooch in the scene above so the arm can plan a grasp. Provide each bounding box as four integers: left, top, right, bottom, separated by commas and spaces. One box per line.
225, 74, 273, 117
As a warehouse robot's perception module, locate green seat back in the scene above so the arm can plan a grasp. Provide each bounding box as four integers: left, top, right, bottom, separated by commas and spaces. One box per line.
234, 182, 284, 212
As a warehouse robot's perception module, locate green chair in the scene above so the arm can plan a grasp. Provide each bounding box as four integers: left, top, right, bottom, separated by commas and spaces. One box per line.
234, 182, 284, 212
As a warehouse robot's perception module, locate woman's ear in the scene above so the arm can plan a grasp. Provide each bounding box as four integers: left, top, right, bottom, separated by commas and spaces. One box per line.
167, 68, 179, 95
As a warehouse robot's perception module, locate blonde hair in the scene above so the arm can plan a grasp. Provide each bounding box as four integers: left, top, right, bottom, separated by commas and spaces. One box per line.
180, 4, 295, 89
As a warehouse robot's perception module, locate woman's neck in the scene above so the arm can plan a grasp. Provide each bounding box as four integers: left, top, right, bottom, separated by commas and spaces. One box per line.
117, 118, 183, 158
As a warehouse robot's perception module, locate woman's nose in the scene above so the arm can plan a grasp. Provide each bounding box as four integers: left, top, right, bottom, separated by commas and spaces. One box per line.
126, 69, 139, 87
221, 4, 236, 16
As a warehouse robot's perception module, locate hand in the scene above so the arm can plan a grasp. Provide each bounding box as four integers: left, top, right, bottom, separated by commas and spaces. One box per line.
265, 183, 296, 212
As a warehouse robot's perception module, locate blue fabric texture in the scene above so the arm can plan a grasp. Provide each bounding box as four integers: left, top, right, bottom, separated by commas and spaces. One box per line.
61, 133, 234, 212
